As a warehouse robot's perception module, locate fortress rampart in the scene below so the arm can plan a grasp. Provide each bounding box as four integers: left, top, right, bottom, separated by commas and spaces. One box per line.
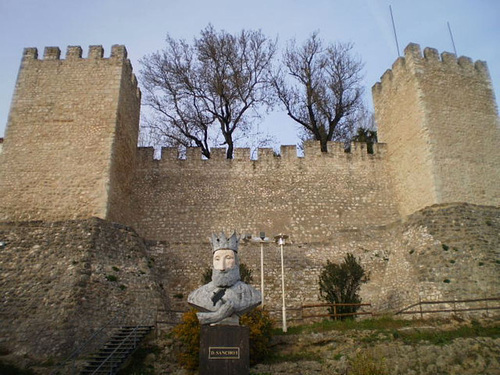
373, 43, 500, 216
128, 141, 397, 243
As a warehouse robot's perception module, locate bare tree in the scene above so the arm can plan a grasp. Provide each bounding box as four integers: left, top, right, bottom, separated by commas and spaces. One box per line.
140, 25, 277, 158
273, 33, 364, 152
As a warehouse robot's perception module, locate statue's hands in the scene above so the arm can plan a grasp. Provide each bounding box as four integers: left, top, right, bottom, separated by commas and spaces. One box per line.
196, 299, 234, 325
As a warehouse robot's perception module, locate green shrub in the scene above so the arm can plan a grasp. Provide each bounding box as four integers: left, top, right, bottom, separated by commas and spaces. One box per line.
318, 253, 367, 320
241, 308, 274, 364
105, 274, 118, 282
172, 309, 201, 370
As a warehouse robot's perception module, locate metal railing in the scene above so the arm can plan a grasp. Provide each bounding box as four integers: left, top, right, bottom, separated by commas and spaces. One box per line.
301, 302, 373, 320
396, 297, 500, 318
89, 324, 144, 375
51, 311, 155, 375
51, 313, 125, 375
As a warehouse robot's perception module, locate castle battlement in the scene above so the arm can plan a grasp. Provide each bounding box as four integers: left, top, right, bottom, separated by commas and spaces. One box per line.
23, 44, 129, 61
135, 141, 386, 167
21, 45, 140, 100
373, 43, 491, 95
1, 41, 498, 228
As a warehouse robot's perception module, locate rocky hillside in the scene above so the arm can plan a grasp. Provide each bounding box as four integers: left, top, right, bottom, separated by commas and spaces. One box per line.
129, 316, 500, 375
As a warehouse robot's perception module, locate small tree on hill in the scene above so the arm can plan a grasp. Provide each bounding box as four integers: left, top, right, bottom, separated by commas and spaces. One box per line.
318, 253, 367, 320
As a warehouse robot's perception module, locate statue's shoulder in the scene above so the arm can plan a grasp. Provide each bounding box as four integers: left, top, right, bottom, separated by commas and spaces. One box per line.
231, 281, 260, 295
187, 282, 216, 308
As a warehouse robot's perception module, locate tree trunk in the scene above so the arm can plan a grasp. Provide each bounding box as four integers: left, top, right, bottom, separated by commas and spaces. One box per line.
226, 142, 234, 159
319, 137, 328, 153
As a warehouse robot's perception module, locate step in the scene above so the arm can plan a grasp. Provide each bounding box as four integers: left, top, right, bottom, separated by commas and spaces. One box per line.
79, 325, 154, 375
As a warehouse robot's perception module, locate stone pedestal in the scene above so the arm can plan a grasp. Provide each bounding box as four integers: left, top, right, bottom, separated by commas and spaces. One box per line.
199, 325, 249, 375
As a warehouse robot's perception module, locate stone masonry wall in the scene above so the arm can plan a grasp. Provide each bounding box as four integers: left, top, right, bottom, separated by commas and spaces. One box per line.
128, 141, 400, 244
373, 43, 500, 216
151, 203, 499, 324
378, 203, 500, 313
0, 218, 158, 360
0, 45, 141, 222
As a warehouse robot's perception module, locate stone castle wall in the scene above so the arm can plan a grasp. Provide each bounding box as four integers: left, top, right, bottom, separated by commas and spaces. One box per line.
147, 202, 499, 324
0, 45, 141, 222
0, 219, 158, 359
128, 142, 399, 243
373, 43, 500, 216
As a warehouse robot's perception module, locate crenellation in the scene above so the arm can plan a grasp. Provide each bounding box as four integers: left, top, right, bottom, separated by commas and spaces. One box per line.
327, 141, 346, 155
303, 140, 322, 157
137, 146, 155, 164
21, 45, 136, 63
185, 147, 202, 160
440, 51, 457, 65
88, 45, 104, 59
279, 145, 298, 159
457, 56, 473, 70
134, 143, 389, 166
372, 143, 387, 157
210, 148, 227, 159
43, 46, 61, 60
380, 69, 394, 87
66, 46, 82, 59
350, 141, 369, 157
423, 47, 439, 61
233, 147, 250, 160
161, 146, 179, 160
390, 57, 406, 77
111, 44, 127, 60
404, 43, 422, 61
23, 47, 38, 60
256, 147, 275, 160
474, 60, 489, 77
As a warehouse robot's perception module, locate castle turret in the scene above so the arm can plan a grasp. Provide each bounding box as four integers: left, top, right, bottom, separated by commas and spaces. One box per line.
373, 43, 500, 216
0, 45, 141, 222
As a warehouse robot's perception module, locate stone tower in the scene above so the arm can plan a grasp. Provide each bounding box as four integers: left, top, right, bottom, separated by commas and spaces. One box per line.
0, 45, 141, 223
373, 43, 500, 216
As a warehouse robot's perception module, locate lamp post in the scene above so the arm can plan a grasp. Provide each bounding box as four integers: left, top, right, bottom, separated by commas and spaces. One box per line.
274, 233, 289, 333
250, 232, 271, 308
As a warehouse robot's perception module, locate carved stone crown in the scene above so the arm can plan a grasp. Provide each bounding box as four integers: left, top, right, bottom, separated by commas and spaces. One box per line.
211, 231, 240, 253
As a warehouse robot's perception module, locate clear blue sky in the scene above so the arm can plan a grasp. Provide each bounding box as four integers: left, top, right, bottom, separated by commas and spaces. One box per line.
1, 0, 499, 146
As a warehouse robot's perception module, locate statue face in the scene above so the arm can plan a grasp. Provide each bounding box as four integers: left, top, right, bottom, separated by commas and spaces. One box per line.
213, 249, 236, 271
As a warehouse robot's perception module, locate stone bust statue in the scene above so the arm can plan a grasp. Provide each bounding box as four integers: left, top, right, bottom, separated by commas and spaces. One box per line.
188, 232, 262, 325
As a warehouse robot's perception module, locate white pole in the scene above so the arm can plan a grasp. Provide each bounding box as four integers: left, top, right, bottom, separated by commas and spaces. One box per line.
260, 242, 265, 308
280, 241, 287, 333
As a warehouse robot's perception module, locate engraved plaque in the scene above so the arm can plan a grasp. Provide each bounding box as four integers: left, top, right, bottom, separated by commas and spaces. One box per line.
209, 347, 240, 359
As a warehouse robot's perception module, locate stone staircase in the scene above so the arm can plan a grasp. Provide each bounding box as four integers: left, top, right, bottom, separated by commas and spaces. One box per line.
80, 325, 153, 375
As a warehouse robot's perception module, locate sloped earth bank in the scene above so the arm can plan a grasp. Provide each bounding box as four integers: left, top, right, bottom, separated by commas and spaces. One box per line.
149, 317, 499, 375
